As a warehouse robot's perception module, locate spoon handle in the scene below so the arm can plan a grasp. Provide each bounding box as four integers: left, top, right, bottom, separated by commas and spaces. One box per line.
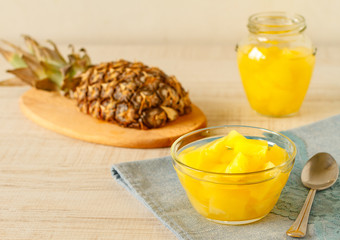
286, 189, 316, 238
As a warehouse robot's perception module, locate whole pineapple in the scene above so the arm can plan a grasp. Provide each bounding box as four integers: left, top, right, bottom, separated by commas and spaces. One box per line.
0, 36, 192, 129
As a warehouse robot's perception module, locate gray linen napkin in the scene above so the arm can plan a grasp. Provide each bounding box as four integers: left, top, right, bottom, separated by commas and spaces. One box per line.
112, 115, 340, 240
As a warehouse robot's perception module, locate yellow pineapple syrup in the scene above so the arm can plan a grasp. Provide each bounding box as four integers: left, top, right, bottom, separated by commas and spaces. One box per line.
236, 12, 316, 117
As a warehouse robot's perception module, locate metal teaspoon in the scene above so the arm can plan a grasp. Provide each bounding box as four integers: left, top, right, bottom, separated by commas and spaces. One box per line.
286, 152, 339, 238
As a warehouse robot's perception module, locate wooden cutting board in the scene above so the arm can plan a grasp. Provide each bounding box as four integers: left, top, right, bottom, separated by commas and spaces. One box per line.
20, 88, 207, 148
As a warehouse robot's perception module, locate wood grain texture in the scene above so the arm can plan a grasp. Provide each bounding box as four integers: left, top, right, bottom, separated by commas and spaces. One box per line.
19, 88, 207, 148
0, 44, 340, 240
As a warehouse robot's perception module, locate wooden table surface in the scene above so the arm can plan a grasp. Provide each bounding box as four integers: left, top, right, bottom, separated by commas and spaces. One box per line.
1, 44, 339, 240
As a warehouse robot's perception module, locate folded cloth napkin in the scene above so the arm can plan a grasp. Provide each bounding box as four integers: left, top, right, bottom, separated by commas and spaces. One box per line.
112, 115, 340, 240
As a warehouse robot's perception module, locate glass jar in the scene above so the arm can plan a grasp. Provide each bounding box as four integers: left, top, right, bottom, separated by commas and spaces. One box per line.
236, 12, 316, 117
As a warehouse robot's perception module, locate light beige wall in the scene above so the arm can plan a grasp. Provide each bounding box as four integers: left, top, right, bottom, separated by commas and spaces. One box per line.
1, 0, 340, 45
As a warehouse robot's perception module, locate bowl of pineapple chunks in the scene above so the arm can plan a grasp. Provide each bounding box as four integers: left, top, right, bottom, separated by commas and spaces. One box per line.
171, 125, 296, 225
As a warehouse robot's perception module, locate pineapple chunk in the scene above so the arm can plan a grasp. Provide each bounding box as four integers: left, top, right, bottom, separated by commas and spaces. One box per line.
209, 188, 250, 221
224, 130, 247, 148
234, 138, 269, 171
180, 136, 234, 171
225, 152, 249, 173
234, 138, 268, 158
264, 161, 276, 170
178, 146, 202, 169
265, 144, 288, 166
200, 135, 233, 163
262, 161, 279, 180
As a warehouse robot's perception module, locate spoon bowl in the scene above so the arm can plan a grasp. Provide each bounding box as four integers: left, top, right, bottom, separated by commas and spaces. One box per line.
301, 152, 339, 190
286, 152, 339, 238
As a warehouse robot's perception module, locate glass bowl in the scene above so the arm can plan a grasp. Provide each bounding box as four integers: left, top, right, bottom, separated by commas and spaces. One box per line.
171, 125, 296, 225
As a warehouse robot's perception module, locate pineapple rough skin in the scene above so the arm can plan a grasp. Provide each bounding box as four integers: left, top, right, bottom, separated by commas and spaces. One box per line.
74, 60, 192, 129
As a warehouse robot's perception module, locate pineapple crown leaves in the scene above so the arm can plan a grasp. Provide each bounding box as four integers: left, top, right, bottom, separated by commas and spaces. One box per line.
0, 35, 91, 93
